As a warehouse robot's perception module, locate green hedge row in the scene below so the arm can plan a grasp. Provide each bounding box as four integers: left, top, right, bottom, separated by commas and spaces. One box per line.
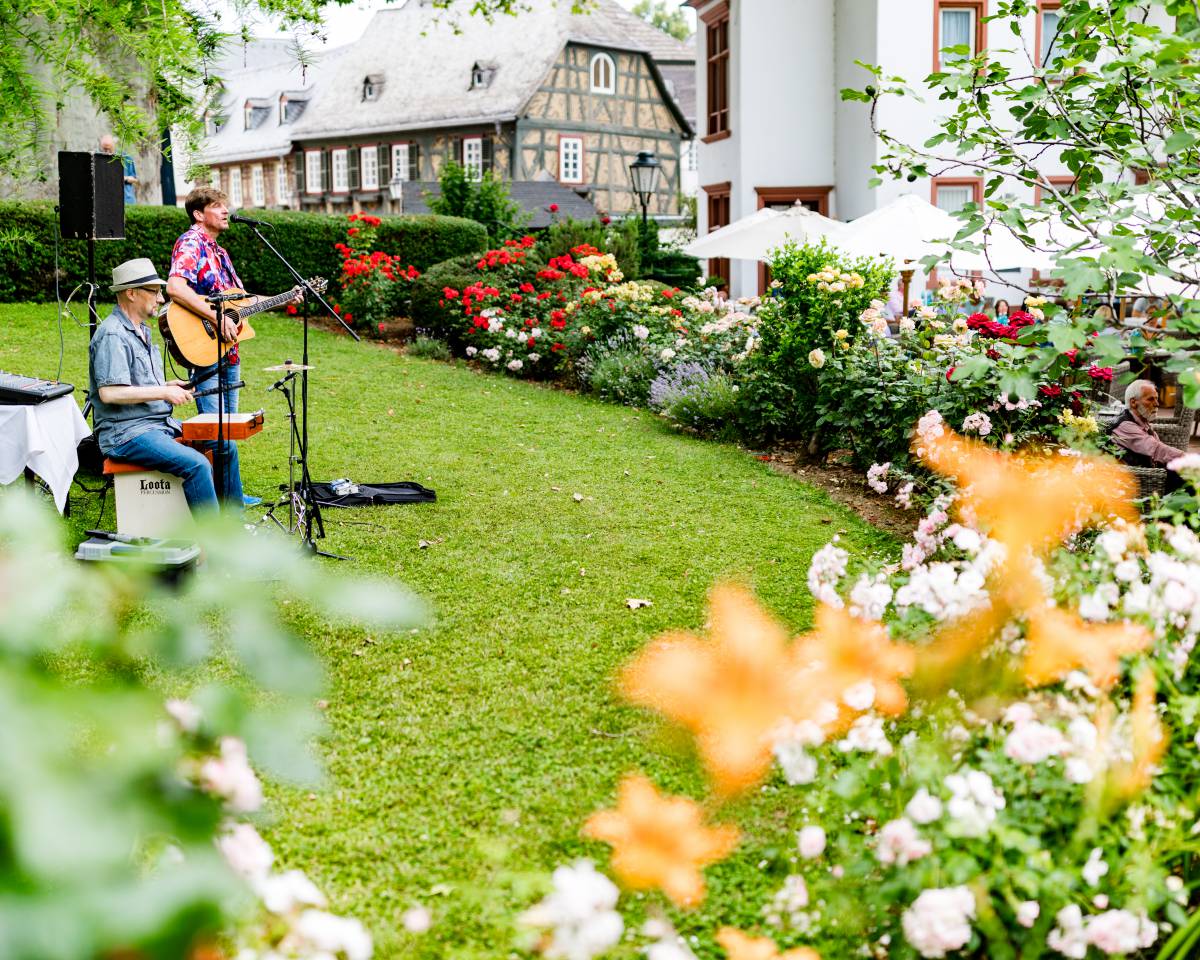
0, 201, 488, 302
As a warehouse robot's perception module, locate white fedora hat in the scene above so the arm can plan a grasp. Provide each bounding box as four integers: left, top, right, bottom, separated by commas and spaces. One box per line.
110, 257, 167, 292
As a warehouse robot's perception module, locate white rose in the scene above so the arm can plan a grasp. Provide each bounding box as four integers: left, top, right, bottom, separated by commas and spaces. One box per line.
808, 348, 826, 369
797, 825, 826, 859
660, 348, 676, 361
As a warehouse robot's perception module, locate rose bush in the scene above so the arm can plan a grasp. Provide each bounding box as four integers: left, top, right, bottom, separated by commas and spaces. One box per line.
327, 214, 421, 333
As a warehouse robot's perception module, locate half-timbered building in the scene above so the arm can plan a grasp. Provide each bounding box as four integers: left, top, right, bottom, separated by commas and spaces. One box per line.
286, 0, 694, 220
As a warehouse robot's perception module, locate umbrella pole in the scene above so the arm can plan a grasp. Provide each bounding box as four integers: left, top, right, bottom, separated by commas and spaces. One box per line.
900, 265, 915, 314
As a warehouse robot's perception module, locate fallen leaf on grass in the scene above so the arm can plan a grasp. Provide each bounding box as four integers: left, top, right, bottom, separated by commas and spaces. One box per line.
551, 485, 562, 491
626, 598, 653, 609
572, 492, 584, 502
419, 540, 431, 549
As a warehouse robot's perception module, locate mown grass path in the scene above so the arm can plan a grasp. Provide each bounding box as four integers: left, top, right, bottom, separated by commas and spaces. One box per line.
2, 304, 894, 957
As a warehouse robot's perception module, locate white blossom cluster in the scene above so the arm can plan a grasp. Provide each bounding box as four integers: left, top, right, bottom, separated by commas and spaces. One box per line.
1047, 903, 1157, 957
901, 886, 976, 958
520, 860, 624, 960
866, 462, 890, 494
943, 769, 1005, 837
806, 541, 848, 608
961, 412, 992, 436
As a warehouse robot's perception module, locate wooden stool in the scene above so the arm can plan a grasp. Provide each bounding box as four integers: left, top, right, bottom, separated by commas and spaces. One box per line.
101, 440, 211, 538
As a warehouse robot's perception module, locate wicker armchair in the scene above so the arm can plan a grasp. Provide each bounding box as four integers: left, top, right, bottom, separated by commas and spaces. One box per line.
1127, 465, 1169, 499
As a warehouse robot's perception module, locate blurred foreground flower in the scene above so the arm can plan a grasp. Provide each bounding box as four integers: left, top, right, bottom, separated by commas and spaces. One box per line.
621, 585, 914, 794
716, 927, 819, 960
584, 774, 738, 907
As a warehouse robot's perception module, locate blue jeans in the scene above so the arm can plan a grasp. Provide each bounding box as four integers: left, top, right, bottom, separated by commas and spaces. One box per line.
109, 427, 242, 512
193, 360, 240, 415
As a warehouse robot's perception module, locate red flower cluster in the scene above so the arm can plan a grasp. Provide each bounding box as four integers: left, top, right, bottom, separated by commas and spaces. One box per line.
477, 247, 528, 270
571, 243, 603, 258
546, 253, 589, 279
1063, 348, 1080, 365
1087, 364, 1114, 382
348, 213, 382, 227
341, 249, 419, 284
1039, 384, 1063, 398
970, 309, 1038, 341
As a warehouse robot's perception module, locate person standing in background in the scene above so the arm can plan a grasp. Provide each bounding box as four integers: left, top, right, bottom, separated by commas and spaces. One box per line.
99, 135, 137, 206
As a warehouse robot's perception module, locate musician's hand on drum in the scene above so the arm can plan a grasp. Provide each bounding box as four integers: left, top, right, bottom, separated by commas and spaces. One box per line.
162, 384, 194, 406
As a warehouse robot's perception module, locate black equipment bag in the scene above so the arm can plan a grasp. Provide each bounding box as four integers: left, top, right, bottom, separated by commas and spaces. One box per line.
309, 481, 436, 508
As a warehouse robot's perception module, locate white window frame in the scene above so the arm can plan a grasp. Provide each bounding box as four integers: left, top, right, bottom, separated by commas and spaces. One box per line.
305, 150, 323, 195
250, 164, 265, 206
1040, 9, 1061, 66
938, 7, 977, 66
229, 167, 243, 208
392, 143, 411, 182
276, 162, 289, 205
590, 52, 615, 94
243, 105, 254, 130
463, 137, 483, 181
360, 145, 379, 190
331, 148, 349, 193
558, 136, 583, 184
935, 184, 975, 214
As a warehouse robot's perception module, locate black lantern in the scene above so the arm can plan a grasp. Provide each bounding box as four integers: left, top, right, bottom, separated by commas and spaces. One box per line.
628, 151, 660, 228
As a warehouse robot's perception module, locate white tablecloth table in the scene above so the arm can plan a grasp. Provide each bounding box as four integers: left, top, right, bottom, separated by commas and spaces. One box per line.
0, 396, 91, 513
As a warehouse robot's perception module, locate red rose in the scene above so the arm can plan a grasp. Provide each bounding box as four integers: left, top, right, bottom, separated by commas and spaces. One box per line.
1063, 348, 1079, 365
1087, 364, 1113, 381
552, 342, 565, 351
549, 203, 559, 212
377, 321, 385, 331
967, 312, 989, 329
1039, 384, 1062, 398
946, 366, 956, 381
986, 348, 1000, 360
527, 337, 536, 348
344, 313, 352, 322
286, 304, 298, 316
1007, 310, 1036, 328
601, 216, 611, 225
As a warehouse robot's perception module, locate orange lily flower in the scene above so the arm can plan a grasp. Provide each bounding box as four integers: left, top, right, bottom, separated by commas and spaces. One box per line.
717, 927, 821, 960
1023, 605, 1151, 690
583, 774, 739, 907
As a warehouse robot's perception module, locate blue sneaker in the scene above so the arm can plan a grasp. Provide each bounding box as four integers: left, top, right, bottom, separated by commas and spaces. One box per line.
243, 494, 263, 507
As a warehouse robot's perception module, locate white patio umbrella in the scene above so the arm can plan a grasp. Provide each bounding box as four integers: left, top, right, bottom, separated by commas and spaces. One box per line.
685, 203, 843, 261
830, 194, 963, 263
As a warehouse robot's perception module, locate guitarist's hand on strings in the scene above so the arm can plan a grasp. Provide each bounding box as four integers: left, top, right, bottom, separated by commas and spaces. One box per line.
219, 313, 241, 343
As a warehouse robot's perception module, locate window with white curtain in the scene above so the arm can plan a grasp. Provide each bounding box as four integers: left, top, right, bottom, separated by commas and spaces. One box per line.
360, 146, 379, 190
331, 148, 348, 192
463, 137, 483, 180
559, 137, 583, 183
935, 184, 976, 213
392, 143, 410, 181
305, 151, 322, 194
939, 7, 975, 66
1040, 10, 1062, 66
229, 167, 243, 207
251, 165, 265, 206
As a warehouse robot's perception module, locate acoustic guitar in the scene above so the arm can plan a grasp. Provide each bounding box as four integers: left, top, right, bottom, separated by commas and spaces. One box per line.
159, 278, 327, 368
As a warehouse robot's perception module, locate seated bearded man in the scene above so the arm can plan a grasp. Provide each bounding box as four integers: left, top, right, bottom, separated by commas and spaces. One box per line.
1110, 379, 1186, 493
88, 258, 243, 510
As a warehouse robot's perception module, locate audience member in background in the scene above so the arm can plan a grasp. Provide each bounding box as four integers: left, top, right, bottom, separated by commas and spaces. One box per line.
993, 299, 1010, 319
1127, 297, 1151, 326
1110, 379, 1185, 492
99, 134, 137, 206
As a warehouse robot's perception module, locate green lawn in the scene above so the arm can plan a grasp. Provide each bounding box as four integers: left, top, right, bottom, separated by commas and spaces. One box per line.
1, 303, 895, 958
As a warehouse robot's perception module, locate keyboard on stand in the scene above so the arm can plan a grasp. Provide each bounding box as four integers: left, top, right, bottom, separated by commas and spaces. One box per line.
0, 370, 75, 405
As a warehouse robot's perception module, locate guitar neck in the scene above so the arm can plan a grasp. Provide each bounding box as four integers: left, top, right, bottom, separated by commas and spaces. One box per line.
232, 288, 296, 320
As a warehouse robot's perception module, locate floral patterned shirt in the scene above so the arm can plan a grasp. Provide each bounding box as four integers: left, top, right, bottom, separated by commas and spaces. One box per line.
169, 224, 244, 366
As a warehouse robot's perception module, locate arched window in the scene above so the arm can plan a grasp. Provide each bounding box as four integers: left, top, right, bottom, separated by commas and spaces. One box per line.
590, 53, 615, 95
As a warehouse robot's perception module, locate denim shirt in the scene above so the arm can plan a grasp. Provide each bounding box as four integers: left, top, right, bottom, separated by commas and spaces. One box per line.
89, 304, 180, 453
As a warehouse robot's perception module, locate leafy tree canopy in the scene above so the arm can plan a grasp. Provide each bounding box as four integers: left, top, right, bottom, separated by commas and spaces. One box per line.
632, 0, 691, 41
844, 0, 1200, 402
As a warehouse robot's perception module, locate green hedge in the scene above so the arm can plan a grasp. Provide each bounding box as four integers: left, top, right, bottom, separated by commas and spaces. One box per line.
0, 201, 488, 302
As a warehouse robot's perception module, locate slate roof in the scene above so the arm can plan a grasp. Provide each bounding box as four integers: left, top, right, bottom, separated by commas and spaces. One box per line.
290, 0, 694, 142
200, 41, 349, 165
401, 178, 597, 228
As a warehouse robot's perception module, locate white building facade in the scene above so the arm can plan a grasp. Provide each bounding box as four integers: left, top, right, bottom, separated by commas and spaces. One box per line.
688, 0, 1080, 298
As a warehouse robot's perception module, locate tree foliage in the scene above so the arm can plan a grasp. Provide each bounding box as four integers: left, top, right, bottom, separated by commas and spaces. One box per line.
427, 161, 529, 241
631, 0, 691, 42
844, 0, 1200, 403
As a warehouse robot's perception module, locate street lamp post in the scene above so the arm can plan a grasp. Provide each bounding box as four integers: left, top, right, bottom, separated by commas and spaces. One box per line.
388, 173, 404, 214
628, 151, 660, 230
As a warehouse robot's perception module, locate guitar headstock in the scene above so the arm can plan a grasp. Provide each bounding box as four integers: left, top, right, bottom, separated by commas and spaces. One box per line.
298, 277, 328, 299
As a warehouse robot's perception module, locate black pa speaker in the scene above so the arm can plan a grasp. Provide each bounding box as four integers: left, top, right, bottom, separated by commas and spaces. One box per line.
58, 151, 125, 240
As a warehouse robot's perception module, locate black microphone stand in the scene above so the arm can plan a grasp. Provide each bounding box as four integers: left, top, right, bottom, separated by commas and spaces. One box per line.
240, 222, 359, 559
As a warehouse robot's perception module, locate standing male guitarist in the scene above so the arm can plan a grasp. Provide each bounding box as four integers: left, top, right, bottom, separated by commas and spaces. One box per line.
167, 185, 296, 506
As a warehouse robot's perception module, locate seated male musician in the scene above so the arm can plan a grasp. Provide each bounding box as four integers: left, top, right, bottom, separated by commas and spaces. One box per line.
89, 258, 243, 511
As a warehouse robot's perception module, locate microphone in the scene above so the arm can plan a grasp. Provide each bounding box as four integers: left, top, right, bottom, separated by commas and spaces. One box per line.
268, 371, 299, 392
230, 213, 272, 228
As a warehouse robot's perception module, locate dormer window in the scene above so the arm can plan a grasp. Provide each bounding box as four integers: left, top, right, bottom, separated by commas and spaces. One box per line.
243, 104, 253, 130
243, 99, 271, 131
205, 111, 227, 136
279, 96, 288, 124
470, 61, 497, 90
279, 92, 309, 124
362, 74, 384, 101
590, 53, 615, 94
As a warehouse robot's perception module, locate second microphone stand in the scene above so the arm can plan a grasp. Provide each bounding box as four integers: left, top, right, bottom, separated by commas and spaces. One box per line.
241, 222, 360, 559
